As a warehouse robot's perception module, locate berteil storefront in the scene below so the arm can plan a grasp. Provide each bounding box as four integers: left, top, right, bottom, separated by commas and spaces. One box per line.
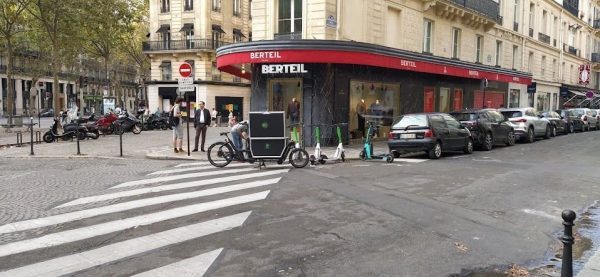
217, 40, 532, 145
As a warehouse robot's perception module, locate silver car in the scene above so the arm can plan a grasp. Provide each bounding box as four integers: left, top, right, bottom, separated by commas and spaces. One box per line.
570, 108, 599, 131
499, 107, 551, 143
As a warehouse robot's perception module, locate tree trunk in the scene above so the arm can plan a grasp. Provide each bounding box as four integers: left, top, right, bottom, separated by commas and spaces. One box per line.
53, 59, 61, 118
6, 42, 14, 123
29, 77, 39, 116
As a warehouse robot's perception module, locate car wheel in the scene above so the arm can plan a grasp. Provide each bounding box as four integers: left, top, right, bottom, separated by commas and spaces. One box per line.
526, 127, 535, 143
551, 125, 556, 137
428, 142, 442, 159
463, 138, 474, 154
483, 133, 493, 151
569, 124, 574, 134
544, 125, 551, 139
506, 131, 516, 146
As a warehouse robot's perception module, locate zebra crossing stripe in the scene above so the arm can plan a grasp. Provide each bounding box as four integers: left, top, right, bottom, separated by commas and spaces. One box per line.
175, 162, 210, 168
55, 170, 288, 208
0, 179, 280, 234
132, 248, 223, 277
112, 167, 258, 189
149, 163, 251, 176
0, 213, 249, 277
0, 191, 269, 258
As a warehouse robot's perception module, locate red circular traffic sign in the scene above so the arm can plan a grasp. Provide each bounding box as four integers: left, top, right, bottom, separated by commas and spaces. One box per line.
586, 91, 594, 99
179, 63, 192, 78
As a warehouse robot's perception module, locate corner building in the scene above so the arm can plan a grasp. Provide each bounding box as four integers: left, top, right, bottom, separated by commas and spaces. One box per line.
217, 0, 536, 145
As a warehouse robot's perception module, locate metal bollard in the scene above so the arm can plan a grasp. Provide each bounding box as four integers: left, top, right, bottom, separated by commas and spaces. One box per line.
76, 131, 81, 155
16, 132, 23, 147
119, 132, 123, 157
35, 131, 41, 144
30, 118, 34, 156
561, 210, 576, 277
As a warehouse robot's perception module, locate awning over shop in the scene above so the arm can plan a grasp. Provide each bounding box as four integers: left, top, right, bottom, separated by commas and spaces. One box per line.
216, 40, 533, 84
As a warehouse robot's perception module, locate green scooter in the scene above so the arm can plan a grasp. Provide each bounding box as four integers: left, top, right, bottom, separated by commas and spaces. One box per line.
309, 125, 327, 165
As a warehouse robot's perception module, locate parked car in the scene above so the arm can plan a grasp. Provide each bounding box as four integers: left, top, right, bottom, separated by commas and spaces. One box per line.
541, 111, 567, 136
40, 108, 54, 117
569, 108, 598, 131
450, 109, 515, 150
499, 107, 551, 143
387, 113, 473, 159
556, 109, 585, 133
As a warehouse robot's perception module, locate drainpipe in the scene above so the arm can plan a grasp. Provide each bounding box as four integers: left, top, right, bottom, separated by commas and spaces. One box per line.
336, 0, 341, 40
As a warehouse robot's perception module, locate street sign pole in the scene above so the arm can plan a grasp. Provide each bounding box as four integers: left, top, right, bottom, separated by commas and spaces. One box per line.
186, 91, 191, 156
178, 62, 194, 156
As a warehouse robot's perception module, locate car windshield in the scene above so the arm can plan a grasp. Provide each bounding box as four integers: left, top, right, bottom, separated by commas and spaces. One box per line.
572, 109, 586, 116
500, 111, 523, 118
392, 115, 429, 129
450, 113, 478, 121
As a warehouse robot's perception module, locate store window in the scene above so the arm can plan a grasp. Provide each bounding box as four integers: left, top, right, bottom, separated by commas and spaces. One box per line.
349, 80, 401, 135
528, 92, 535, 107
453, 89, 463, 111
438, 87, 450, 112
268, 79, 303, 122
424, 87, 435, 112
553, 93, 558, 109
509, 89, 520, 108
537, 92, 550, 111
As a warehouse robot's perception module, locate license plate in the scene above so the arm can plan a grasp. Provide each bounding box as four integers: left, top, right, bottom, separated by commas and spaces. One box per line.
400, 133, 416, 139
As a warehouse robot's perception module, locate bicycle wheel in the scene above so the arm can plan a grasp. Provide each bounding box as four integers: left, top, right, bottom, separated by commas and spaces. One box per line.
289, 148, 309, 168
207, 142, 234, 167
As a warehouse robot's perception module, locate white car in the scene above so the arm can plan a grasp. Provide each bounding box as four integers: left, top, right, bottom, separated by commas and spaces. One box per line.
570, 108, 599, 131
499, 108, 551, 143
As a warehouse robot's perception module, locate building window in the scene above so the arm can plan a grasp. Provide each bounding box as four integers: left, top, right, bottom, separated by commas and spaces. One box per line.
570, 65, 574, 83
541, 56, 546, 77
233, 0, 241, 16
278, 0, 302, 35
476, 35, 483, 63
249, 0, 252, 19
180, 24, 194, 49
451, 28, 460, 59
157, 24, 171, 50
509, 89, 520, 108
528, 52, 533, 73
495, 40, 502, 66
160, 61, 172, 80
211, 62, 221, 81
552, 59, 557, 79
249, 31, 252, 42
185, 60, 195, 78
212, 0, 221, 12
233, 28, 246, 43
512, 45, 518, 69
542, 10, 547, 34
529, 3, 535, 36
212, 25, 225, 48
423, 20, 433, 53
562, 62, 566, 81
184, 0, 193, 11
160, 0, 170, 13
513, 0, 519, 30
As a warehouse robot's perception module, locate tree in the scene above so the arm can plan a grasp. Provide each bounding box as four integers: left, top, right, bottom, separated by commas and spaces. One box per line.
0, 0, 28, 120
120, 0, 150, 107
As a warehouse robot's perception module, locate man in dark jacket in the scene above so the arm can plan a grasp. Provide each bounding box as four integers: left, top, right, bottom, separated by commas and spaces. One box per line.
193, 101, 211, 152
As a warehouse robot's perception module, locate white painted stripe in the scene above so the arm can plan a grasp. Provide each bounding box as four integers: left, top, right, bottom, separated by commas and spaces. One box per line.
132, 248, 223, 277
394, 158, 428, 163
0, 213, 248, 277
1, 179, 280, 234
0, 191, 269, 258
175, 162, 210, 168
56, 170, 287, 208
149, 163, 250, 176
522, 208, 562, 222
112, 167, 257, 189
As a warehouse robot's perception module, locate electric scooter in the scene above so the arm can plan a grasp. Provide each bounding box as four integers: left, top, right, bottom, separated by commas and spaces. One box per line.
359, 121, 394, 163
309, 125, 327, 165
331, 123, 346, 162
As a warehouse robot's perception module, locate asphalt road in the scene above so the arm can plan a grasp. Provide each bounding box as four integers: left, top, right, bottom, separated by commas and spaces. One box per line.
0, 130, 599, 276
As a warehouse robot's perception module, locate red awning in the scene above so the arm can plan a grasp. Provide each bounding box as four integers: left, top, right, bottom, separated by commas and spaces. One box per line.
217, 41, 532, 85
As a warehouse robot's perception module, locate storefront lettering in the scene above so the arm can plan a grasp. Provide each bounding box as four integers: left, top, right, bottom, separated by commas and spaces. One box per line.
261, 64, 308, 74
468, 70, 479, 77
513, 77, 520, 82
250, 51, 282, 59
400, 60, 417, 68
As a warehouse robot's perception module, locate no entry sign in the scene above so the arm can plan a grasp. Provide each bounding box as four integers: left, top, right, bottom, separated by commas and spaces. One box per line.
179, 63, 192, 78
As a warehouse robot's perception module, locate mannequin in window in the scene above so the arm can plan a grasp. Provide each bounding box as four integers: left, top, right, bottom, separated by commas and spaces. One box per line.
356, 98, 366, 136
287, 97, 300, 125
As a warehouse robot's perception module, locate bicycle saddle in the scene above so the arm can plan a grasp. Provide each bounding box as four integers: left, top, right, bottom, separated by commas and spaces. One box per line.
220, 132, 229, 136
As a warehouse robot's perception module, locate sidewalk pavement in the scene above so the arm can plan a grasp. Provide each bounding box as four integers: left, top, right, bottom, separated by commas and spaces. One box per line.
0, 125, 394, 161
578, 250, 600, 276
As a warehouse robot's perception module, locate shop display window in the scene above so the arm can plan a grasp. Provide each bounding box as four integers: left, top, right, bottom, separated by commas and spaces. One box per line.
268, 78, 302, 123
349, 80, 401, 137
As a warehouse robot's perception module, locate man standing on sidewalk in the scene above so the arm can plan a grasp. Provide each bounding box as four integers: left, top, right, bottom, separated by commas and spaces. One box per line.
193, 101, 211, 152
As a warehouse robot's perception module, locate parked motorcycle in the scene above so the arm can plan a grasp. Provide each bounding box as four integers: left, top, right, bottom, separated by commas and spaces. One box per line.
140, 114, 169, 131
43, 118, 88, 143
114, 111, 142, 135
83, 121, 100, 139
95, 112, 119, 135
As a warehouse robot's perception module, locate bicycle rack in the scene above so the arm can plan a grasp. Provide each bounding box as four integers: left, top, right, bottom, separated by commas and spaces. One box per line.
16, 132, 23, 147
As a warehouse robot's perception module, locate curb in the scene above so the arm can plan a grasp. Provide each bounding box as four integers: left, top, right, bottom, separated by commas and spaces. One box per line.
0, 155, 128, 160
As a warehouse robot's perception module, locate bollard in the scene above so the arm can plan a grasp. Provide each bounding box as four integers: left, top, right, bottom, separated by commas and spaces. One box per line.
561, 210, 576, 277
35, 131, 41, 144
16, 132, 23, 147
76, 131, 81, 155
30, 118, 34, 156
119, 132, 123, 157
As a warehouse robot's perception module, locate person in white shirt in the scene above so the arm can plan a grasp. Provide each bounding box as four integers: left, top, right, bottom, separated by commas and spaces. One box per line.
211, 108, 218, 127
193, 101, 211, 152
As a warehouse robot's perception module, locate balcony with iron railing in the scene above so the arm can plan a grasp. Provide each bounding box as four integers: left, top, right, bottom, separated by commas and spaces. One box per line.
563, 43, 579, 56
594, 19, 600, 29
143, 39, 231, 52
448, 0, 500, 23
274, 32, 302, 40
563, 1, 579, 18
538, 33, 550, 45
592, 53, 600, 63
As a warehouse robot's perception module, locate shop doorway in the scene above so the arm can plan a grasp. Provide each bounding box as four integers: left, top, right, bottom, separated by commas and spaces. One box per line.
216, 96, 244, 125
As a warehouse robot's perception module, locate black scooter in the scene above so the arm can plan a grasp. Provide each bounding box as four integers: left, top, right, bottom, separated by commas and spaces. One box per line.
43, 118, 88, 143
114, 111, 142, 135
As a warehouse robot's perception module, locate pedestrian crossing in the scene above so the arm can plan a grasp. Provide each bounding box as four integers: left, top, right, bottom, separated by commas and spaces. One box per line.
0, 161, 290, 276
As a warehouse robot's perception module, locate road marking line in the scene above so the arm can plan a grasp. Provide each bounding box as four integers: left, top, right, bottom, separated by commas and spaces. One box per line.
393, 158, 428, 163
1, 179, 280, 234
0, 191, 269, 258
112, 167, 257, 189
149, 163, 251, 176
0, 213, 249, 277
55, 170, 288, 208
132, 248, 223, 277
175, 162, 211, 168
522, 208, 562, 222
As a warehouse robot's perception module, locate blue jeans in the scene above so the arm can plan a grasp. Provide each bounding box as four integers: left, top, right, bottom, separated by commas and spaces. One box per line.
231, 131, 242, 151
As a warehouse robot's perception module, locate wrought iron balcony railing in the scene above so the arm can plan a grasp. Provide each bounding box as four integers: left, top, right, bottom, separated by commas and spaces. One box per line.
143, 39, 230, 52
449, 0, 500, 23
274, 32, 302, 40
592, 53, 600, 63
538, 33, 550, 45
